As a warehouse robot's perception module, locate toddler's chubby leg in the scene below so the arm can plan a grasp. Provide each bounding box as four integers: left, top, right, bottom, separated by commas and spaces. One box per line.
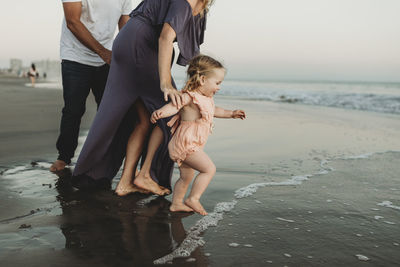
170, 163, 195, 212
183, 150, 216, 216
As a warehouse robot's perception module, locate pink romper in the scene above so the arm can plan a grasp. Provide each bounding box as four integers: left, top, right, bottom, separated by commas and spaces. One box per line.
167, 91, 215, 166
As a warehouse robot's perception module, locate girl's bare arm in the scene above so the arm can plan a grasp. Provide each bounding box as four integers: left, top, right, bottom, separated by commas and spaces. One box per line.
150, 93, 192, 123
214, 106, 246, 119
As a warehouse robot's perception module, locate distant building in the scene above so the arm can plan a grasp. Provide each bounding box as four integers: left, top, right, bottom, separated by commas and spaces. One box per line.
34, 59, 61, 80
6, 58, 61, 80
10, 58, 23, 75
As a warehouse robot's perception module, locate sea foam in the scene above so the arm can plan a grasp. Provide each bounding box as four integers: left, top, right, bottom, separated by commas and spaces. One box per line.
377, 201, 400, 211
153, 201, 237, 264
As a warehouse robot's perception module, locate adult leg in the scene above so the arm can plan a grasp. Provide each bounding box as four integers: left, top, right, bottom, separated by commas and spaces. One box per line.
91, 63, 109, 108
116, 99, 151, 196
170, 163, 195, 212
182, 150, 216, 215
134, 126, 168, 195
51, 60, 92, 171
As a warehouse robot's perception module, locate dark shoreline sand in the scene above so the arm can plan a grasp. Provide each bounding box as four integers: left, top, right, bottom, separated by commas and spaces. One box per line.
1, 77, 399, 266
0, 77, 97, 166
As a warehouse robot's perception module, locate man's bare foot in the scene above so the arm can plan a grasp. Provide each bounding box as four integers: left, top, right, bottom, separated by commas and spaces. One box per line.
50, 160, 67, 172
184, 198, 208, 215
134, 173, 165, 195
170, 202, 193, 212
115, 184, 150, 196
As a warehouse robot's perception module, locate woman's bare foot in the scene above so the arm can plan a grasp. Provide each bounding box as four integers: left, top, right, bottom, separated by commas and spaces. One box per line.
184, 198, 208, 215
134, 173, 165, 195
50, 160, 67, 172
159, 185, 171, 195
170, 202, 193, 212
115, 184, 150, 196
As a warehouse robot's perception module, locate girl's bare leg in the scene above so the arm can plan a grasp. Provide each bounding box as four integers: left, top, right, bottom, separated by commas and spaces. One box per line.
170, 163, 195, 212
134, 125, 168, 195
116, 99, 151, 196
182, 150, 216, 215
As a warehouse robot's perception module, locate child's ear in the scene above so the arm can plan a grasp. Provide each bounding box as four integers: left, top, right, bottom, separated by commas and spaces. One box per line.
199, 75, 206, 85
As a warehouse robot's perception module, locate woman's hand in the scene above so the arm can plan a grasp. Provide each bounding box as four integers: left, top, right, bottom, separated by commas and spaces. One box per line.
162, 85, 183, 108
150, 110, 163, 124
232, 110, 246, 120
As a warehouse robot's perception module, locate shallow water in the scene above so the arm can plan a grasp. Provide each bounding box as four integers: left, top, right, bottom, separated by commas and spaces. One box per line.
200, 151, 400, 266
1, 151, 399, 266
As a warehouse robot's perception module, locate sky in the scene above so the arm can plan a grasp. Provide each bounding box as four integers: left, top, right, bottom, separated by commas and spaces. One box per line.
1, 0, 399, 82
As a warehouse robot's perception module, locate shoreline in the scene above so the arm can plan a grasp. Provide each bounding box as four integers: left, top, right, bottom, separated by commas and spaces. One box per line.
1, 77, 400, 266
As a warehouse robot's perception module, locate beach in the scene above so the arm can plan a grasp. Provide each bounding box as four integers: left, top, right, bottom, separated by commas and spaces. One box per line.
0, 76, 399, 266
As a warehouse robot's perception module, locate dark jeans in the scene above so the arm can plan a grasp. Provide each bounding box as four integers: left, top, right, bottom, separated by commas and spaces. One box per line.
56, 60, 109, 164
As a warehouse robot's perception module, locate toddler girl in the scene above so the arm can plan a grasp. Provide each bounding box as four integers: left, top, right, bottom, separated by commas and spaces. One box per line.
150, 55, 245, 215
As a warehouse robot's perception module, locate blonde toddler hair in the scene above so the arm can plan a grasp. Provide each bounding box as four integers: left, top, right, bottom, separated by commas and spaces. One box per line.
183, 54, 224, 92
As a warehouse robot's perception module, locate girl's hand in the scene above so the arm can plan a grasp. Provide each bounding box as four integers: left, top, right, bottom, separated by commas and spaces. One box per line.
150, 110, 163, 124
232, 110, 246, 120
162, 85, 183, 108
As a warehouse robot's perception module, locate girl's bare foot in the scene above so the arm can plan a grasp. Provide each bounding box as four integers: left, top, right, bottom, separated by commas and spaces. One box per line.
115, 184, 150, 196
50, 160, 67, 172
184, 198, 208, 215
134, 173, 165, 195
169, 203, 194, 212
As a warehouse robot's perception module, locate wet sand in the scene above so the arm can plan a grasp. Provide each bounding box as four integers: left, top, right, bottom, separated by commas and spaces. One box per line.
0, 76, 97, 165
0, 77, 399, 266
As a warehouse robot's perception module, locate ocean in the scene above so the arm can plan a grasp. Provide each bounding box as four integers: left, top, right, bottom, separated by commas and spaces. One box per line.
28, 79, 400, 115
209, 79, 400, 115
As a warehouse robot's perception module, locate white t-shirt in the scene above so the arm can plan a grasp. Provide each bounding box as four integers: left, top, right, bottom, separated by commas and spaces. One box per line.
60, 0, 132, 66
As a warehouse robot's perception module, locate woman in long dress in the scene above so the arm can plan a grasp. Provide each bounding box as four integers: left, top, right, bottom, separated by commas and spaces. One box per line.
72, 0, 212, 195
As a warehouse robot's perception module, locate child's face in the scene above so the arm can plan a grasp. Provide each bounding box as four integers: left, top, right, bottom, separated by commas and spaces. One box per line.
199, 68, 225, 97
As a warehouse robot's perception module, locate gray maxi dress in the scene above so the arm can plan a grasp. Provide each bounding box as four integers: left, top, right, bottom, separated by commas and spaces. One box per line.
72, 0, 206, 190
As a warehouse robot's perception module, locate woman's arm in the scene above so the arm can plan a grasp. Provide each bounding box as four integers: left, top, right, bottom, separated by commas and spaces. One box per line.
214, 106, 246, 119
158, 23, 183, 108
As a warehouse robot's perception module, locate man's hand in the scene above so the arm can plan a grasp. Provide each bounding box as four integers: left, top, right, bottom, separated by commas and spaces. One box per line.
98, 48, 112, 65
232, 110, 246, 120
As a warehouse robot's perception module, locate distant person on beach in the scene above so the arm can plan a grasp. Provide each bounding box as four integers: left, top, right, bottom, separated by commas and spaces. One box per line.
28, 63, 37, 87
71, 0, 212, 195
151, 55, 246, 215
50, 0, 132, 172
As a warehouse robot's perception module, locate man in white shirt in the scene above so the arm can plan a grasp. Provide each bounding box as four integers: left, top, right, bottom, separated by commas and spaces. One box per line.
50, 0, 132, 172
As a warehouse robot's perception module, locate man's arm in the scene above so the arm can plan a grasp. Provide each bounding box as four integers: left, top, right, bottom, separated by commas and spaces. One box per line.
118, 15, 130, 30
63, 2, 111, 64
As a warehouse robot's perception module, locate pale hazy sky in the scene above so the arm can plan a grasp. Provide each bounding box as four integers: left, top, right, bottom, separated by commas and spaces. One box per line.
1, 0, 399, 81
